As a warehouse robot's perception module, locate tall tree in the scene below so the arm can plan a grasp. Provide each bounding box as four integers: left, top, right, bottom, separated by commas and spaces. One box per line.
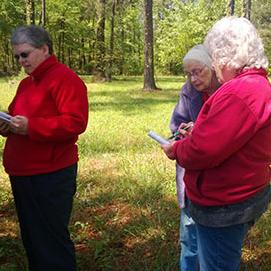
228, 0, 235, 15
25, 0, 35, 25
107, 0, 116, 81
93, 0, 106, 81
41, 0, 46, 27
143, 0, 158, 91
243, 0, 251, 20
57, 18, 65, 63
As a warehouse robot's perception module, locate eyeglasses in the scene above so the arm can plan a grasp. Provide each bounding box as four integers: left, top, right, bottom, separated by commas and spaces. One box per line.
185, 66, 206, 79
14, 49, 36, 60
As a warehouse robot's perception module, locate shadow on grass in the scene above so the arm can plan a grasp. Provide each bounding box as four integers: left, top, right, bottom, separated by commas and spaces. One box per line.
71, 163, 271, 271
89, 88, 181, 115
0, 171, 180, 271
0, 200, 27, 271
80, 76, 184, 85
72, 177, 180, 271
1, 172, 271, 271
85, 76, 183, 114
91, 97, 179, 114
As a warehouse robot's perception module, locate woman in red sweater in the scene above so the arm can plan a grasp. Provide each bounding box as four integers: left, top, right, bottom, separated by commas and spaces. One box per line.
0, 25, 88, 270
163, 16, 271, 270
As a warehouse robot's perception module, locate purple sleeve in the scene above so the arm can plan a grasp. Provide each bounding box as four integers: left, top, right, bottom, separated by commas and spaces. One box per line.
169, 84, 191, 133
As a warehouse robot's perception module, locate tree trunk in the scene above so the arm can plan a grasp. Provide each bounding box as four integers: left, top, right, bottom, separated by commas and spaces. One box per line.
25, 0, 35, 25
57, 19, 65, 63
143, 0, 159, 91
41, 0, 46, 27
119, 18, 125, 75
228, 0, 235, 15
80, 38, 86, 72
243, 0, 251, 20
93, 0, 106, 81
107, 0, 116, 81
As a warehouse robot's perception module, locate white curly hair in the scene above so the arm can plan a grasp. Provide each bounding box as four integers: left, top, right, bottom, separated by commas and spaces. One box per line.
204, 16, 269, 71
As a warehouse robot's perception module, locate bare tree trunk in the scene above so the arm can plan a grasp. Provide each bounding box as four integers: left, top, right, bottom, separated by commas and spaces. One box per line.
243, 0, 251, 20
41, 0, 46, 27
1, 39, 12, 75
107, 0, 116, 81
61, 30, 65, 63
119, 19, 125, 75
25, 0, 35, 25
228, 0, 235, 15
87, 18, 96, 71
143, 0, 159, 91
80, 38, 86, 72
57, 19, 65, 63
93, 0, 106, 81
68, 47, 71, 68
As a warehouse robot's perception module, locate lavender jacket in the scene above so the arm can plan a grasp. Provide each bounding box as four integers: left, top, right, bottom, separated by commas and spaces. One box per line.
169, 81, 204, 208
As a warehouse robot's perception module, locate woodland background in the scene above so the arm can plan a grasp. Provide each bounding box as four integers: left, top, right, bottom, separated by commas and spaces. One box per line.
0, 0, 270, 83
1, 1, 271, 270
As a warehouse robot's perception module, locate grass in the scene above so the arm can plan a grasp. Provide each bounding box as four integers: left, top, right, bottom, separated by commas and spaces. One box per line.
0, 75, 271, 270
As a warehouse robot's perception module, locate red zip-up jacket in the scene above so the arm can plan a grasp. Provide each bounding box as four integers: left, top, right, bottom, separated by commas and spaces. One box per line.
3, 55, 89, 176
173, 68, 271, 206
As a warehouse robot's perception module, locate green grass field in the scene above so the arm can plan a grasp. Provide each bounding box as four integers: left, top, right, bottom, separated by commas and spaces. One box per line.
0, 76, 270, 270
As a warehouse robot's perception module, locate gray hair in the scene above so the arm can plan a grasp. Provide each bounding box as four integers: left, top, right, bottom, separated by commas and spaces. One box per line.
204, 16, 268, 71
11, 25, 53, 55
183, 44, 212, 68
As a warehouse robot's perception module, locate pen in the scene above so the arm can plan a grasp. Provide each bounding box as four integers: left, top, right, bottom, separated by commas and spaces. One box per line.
168, 126, 190, 140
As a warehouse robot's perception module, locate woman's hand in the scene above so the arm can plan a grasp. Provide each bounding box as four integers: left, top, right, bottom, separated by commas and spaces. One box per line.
162, 141, 176, 160
177, 121, 194, 138
10, 115, 29, 135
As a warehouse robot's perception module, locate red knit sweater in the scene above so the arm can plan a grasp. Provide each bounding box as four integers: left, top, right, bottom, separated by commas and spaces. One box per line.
3, 55, 89, 175
173, 68, 271, 206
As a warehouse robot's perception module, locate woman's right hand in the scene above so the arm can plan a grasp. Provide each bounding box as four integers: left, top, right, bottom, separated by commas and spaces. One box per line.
177, 121, 194, 138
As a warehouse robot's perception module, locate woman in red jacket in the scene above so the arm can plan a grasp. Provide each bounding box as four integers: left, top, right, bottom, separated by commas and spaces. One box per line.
0, 25, 88, 271
163, 16, 271, 271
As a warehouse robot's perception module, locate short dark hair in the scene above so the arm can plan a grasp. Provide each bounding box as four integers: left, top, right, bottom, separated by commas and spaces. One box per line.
11, 25, 53, 54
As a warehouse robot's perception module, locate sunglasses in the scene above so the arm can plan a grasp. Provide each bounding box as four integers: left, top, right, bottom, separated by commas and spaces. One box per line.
14, 49, 36, 60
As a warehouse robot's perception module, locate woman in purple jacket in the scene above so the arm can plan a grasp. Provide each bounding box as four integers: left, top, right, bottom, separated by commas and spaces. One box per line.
170, 44, 220, 271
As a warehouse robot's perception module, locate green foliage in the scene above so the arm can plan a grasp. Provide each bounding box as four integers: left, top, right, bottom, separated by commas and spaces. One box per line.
0, 0, 25, 75
251, 0, 271, 65
106, 4, 143, 75
0, 0, 25, 31
0, 0, 270, 76
154, 0, 228, 74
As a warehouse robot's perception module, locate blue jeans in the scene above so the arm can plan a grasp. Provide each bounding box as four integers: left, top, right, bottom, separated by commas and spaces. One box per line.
196, 222, 252, 271
180, 206, 199, 271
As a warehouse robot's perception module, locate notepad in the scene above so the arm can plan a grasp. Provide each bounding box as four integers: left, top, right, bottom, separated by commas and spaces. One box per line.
0, 112, 11, 123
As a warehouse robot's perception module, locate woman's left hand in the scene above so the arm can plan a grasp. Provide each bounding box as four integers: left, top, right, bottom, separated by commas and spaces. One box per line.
10, 115, 29, 135
162, 141, 176, 160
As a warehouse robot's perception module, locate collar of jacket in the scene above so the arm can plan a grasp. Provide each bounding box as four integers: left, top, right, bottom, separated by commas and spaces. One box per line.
182, 81, 203, 100
30, 54, 58, 82
235, 67, 268, 79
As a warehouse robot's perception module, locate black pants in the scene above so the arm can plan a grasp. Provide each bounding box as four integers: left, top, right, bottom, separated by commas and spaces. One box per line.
10, 164, 77, 271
